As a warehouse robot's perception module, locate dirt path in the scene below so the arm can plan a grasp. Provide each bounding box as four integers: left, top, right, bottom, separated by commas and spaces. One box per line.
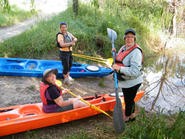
0, 17, 41, 42
0, 0, 68, 42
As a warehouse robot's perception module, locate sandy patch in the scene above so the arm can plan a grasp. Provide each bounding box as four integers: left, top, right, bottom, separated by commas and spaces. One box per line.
0, 75, 115, 108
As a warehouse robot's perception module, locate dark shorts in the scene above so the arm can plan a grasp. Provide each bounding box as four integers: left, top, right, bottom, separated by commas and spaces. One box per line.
56, 104, 73, 112
59, 51, 73, 75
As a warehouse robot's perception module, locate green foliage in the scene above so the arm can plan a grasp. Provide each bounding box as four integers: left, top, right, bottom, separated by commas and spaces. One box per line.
122, 110, 169, 138
64, 130, 91, 139
0, 0, 11, 12
167, 111, 185, 139
0, 5, 36, 27
91, 0, 99, 8
107, 0, 171, 30
30, 0, 36, 12
98, 78, 105, 87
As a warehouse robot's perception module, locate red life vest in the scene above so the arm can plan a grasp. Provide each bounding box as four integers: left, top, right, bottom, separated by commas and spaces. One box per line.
115, 43, 143, 66
40, 82, 62, 105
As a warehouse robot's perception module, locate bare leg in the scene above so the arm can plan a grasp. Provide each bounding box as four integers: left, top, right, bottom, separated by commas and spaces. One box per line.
69, 98, 86, 108
122, 109, 129, 121
73, 100, 86, 108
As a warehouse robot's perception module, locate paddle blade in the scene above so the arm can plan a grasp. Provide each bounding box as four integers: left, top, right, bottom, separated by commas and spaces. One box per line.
113, 97, 125, 134
107, 28, 117, 41
106, 58, 113, 67
55, 80, 62, 86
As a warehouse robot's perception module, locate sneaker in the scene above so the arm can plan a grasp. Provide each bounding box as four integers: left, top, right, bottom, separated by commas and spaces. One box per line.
63, 77, 73, 85
68, 76, 74, 82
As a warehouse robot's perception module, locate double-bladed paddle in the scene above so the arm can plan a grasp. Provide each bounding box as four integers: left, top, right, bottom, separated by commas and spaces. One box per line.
107, 28, 125, 133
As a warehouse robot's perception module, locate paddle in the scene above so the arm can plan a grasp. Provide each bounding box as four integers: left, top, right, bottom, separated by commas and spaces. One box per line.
55, 80, 112, 119
72, 53, 113, 67
107, 28, 125, 133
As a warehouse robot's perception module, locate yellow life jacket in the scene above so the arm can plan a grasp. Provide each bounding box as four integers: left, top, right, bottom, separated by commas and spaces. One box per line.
56, 32, 73, 51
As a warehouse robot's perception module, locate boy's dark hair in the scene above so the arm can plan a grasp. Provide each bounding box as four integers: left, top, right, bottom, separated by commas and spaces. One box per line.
60, 22, 67, 28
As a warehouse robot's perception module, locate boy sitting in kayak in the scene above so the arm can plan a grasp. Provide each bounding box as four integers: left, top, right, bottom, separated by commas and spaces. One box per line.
40, 68, 86, 113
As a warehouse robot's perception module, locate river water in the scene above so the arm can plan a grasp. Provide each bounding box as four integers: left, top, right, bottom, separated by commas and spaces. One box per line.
139, 53, 185, 114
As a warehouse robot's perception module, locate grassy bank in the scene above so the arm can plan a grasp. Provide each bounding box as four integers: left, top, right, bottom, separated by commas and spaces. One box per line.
4, 110, 185, 139
0, 1, 168, 64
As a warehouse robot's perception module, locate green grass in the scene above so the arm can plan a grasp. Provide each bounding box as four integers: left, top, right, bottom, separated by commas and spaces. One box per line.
0, 5, 36, 27
27, 85, 36, 91
98, 78, 106, 87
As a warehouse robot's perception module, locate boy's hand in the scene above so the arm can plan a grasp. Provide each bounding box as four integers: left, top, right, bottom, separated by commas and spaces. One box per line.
62, 89, 68, 94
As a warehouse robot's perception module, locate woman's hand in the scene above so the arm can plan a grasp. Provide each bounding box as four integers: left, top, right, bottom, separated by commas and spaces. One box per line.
112, 64, 121, 72
71, 39, 77, 46
112, 48, 116, 52
76, 95, 82, 99
73, 38, 77, 42
70, 41, 75, 46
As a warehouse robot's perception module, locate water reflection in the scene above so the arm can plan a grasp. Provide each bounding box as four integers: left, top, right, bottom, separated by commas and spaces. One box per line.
139, 54, 185, 114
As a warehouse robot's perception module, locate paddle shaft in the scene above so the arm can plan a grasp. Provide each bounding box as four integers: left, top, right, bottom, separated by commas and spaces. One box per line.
110, 29, 125, 133
111, 37, 120, 101
73, 53, 106, 61
59, 86, 112, 119
72, 53, 112, 66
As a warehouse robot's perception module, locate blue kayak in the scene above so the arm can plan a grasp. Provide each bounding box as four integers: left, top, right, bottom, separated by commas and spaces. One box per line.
0, 57, 113, 78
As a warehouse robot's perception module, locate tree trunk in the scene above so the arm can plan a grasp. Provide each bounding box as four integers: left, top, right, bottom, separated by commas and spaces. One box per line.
172, 0, 177, 37
73, 0, 78, 17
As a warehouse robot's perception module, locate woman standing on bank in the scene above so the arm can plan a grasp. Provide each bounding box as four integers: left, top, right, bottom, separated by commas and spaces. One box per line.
112, 29, 143, 122
56, 22, 77, 85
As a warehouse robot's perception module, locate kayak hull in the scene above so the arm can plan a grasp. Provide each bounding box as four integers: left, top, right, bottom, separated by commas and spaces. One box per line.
0, 91, 144, 136
0, 57, 113, 78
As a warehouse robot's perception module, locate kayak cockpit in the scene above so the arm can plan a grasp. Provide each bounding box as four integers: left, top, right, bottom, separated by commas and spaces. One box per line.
0, 103, 42, 122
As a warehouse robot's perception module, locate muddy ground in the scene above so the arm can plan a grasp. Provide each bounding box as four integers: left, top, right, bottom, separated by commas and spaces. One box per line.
0, 75, 115, 107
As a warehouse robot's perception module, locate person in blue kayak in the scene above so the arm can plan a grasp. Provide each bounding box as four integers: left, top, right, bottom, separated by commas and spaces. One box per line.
40, 68, 86, 113
112, 28, 143, 122
56, 22, 77, 85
